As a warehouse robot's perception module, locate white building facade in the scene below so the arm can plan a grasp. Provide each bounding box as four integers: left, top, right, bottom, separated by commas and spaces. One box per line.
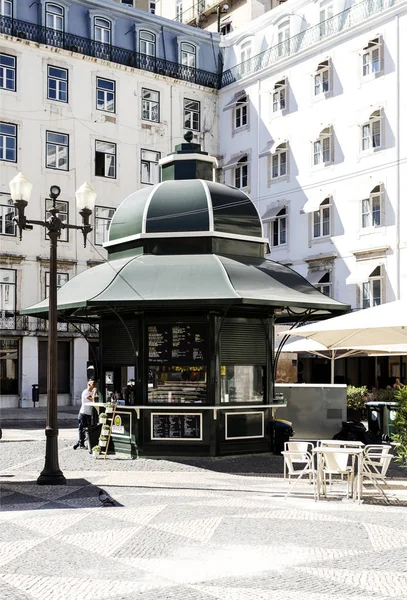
0, 0, 219, 408
219, 0, 407, 313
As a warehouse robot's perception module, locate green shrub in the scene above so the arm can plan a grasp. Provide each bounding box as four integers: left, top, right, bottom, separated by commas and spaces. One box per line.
346, 386, 367, 411
372, 388, 396, 403
394, 386, 407, 465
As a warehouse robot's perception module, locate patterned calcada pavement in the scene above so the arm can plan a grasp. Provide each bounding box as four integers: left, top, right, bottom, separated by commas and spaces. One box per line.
1, 437, 407, 600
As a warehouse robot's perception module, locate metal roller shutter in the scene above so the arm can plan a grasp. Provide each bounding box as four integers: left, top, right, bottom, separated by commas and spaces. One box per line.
101, 319, 138, 365
220, 319, 267, 365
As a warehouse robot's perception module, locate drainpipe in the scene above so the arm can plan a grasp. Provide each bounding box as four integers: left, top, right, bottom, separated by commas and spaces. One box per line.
257, 79, 261, 214
395, 15, 401, 299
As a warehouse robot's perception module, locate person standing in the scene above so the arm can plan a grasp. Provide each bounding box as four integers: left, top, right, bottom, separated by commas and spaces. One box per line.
73, 380, 96, 450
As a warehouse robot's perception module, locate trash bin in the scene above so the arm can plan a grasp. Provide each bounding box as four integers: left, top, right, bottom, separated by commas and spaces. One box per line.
383, 402, 398, 441
273, 418, 294, 455
85, 423, 102, 455
366, 401, 398, 441
365, 402, 384, 438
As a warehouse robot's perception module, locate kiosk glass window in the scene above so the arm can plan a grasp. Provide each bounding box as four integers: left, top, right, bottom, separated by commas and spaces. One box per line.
220, 365, 264, 403
148, 365, 207, 404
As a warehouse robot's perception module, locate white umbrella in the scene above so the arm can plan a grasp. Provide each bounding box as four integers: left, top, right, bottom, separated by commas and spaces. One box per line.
280, 338, 368, 384
280, 300, 407, 348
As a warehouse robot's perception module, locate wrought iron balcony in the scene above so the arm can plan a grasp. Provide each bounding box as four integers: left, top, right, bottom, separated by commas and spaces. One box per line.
221, 0, 396, 87
174, 0, 221, 25
0, 15, 219, 89
0, 311, 99, 336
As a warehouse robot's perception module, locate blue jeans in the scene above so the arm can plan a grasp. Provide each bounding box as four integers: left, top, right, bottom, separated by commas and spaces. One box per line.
78, 412, 91, 446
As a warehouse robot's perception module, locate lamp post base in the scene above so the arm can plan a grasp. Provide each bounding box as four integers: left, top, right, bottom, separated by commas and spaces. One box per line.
37, 470, 67, 486
37, 427, 67, 486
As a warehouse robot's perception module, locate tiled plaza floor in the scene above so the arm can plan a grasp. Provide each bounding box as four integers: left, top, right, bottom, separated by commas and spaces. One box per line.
1, 433, 407, 600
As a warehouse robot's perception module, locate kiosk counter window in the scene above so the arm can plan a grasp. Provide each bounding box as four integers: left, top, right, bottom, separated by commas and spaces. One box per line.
220, 365, 264, 403
148, 365, 207, 404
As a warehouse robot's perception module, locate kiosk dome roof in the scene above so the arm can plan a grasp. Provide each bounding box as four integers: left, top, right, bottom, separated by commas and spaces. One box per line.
107, 179, 264, 245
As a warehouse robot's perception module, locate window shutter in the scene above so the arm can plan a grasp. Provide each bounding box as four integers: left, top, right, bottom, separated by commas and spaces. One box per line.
220, 319, 267, 365
101, 319, 138, 365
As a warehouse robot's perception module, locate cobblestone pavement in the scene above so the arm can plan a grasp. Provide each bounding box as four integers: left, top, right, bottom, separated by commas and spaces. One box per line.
1, 432, 407, 600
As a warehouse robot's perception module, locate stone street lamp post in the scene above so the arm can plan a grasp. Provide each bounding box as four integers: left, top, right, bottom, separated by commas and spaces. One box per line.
9, 173, 96, 485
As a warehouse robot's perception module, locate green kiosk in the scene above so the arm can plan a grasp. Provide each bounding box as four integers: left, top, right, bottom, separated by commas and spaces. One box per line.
22, 136, 348, 457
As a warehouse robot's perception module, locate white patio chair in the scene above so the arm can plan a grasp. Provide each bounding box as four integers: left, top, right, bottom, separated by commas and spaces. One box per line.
319, 450, 354, 499
281, 450, 316, 500
283, 442, 314, 480
363, 445, 393, 490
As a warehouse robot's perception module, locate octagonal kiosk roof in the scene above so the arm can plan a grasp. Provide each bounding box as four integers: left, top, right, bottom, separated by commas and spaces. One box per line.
21, 136, 349, 321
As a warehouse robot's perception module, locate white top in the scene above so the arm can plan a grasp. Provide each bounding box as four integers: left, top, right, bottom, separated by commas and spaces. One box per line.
80, 388, 94, 416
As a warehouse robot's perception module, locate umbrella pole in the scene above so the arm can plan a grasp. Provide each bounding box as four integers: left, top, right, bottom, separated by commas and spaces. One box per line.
330, 351, 335, 384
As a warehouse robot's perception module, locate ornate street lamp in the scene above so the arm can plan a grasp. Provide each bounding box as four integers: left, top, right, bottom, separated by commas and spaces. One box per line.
9, 173, 97, 485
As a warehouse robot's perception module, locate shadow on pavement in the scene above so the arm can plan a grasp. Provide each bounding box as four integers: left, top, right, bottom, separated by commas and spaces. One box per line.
0, 478, 122, 512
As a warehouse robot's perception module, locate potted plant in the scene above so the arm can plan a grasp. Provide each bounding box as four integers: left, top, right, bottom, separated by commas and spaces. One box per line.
99, 412, 108, 425
101, 424, 110, 437
105, 403, 114, 414
346, 385, 367, 421
92, 445, 101, 458
99, 436, 108, 448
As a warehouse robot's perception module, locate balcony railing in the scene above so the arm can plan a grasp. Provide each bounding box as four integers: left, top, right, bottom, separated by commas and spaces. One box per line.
221, 0, 396, 87
0, 311, 99, 335
0, 15, 219, 89
174, 0, 220, 25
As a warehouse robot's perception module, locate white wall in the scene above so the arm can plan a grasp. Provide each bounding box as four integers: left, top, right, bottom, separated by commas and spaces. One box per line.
219, 0, 406, 309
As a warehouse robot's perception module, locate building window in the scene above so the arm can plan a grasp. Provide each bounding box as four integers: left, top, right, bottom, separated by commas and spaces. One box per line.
46, 131, 69, 171
0, 54, 16, 91
221, 22, 232, 36
314, 60, 330, 96
362, 266, 382, 309
0, 339, 19, 394
95, 206, 115, 245
0, 199, 15, 236
313, 198, 331, 238
181, 42, 196, 68
240, 40, 252, 64
0, 122, 17, 162
235, 95, 247, 130
319, 4, 333, 38
313, 127, 332, 165
278, 21, 290, 57
176, 0, 183, 22
45, 3, 64, 30
96, 77, 115, 112
141, 149, 160, 185
0, 267, 16, 315
314, 271, 332, 296
269, 208, 287, 247
272, 79, 286, 112
94, 17, 111, 44
184, 98, 200, 131
45, 272, 68, 299
149, 1, 156, 13
271, 143, 287, 179
362, 110, 382, 151
45, 198, 68, 241
141, 88, 160, 122
47, 65, 68, 102
0, 0, 13, 17
362, 185, 382, 228
140, 30, 156, 57
95, 140, 116, 178
234, 155, 248, 189
362, 37, 381, 77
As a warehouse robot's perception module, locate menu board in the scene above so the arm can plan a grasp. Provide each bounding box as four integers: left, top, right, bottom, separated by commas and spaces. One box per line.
151, 413, 202, 440
148, 324, 207, 364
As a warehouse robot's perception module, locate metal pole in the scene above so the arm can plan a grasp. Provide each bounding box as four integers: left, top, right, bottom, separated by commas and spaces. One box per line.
330, 351, 335, 384
217, 6, 221, 32
37, 230, 66, 485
